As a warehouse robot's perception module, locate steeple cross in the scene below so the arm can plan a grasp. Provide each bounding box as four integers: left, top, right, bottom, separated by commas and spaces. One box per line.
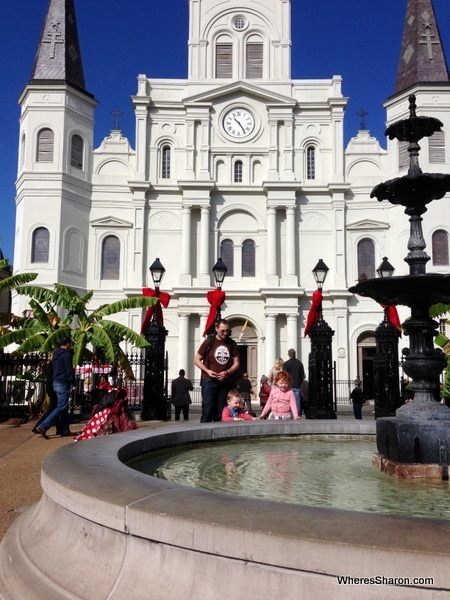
44, 21, 64, 59
357, 108, 368, 130
420, 27, 439, 60
112, 108, 123, 130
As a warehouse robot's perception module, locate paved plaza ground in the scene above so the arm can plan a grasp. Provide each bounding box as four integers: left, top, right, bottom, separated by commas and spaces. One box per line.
0, 403, 365, 542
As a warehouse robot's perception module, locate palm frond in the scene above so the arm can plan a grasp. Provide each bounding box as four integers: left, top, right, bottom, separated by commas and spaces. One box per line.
40, 328, 74, 353
88, 324, 117, 364
72, 331, 88, 366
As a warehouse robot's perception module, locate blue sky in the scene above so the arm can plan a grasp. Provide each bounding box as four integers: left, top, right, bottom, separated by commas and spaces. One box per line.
1, 0, 450, 263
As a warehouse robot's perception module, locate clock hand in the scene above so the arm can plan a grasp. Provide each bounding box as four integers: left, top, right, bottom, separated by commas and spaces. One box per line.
233, 117, 246, 134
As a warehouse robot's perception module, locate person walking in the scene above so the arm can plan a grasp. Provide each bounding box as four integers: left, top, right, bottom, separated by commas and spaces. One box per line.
282, 349, 305, 416
268, 358, 284, 386
171, 369, 193, 421
36, 338, 76, 438
194, 319, 240, 422
350, 379, 365, 420
237, 373, 255, 412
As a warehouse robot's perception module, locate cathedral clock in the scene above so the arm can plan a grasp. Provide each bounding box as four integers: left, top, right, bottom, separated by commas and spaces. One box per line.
223, 108, 255, 138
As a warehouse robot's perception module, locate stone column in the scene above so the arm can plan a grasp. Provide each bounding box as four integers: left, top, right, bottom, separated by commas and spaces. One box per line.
285, 205, 297, 286
265, 313, 277, 372
177, 313, 190, 372
286, 313, 298, 353
199, 205, 210, 286
267, 207, 278, 285
180, 205, 192, 285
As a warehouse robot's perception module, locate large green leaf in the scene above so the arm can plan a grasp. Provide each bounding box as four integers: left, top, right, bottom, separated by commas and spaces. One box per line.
430, 303, 450, 318
0, 272, 37, 294
94, 296, 157, 318
100, 320, 150, 348
0, 325, 44, 349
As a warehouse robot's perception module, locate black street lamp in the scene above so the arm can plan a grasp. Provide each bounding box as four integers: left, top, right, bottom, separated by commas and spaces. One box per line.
142, 258, 169, 421
212, 257, 227, 290
205, 258, 227, 337
308, 259, 336, 419
373, 257, 402, 418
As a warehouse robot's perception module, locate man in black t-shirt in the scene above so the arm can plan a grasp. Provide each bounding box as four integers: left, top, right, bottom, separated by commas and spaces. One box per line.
194, 319, 239, 422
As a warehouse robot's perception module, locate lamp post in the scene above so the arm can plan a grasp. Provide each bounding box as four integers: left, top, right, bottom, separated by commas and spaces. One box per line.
142, 258, 169, 421
205, 258, 227, 337
373, 257, 402, 418
308, 259, 336, 419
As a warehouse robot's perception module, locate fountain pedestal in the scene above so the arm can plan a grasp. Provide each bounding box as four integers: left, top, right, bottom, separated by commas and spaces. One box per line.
349, 96, 450, 478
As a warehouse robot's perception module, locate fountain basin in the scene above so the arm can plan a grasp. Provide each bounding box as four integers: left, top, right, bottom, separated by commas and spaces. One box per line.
0, 421, 449, 599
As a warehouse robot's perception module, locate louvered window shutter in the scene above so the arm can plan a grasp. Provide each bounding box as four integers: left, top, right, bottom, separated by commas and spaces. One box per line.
37, 128, 54, 162
216, 44, 233, 78
246, 43, 263, 79
398, 141, 409, 171
429, 131, 446, 164
71, 135, 83, 169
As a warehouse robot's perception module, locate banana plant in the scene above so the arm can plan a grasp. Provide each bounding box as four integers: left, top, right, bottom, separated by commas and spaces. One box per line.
0, 283, 158, 376
0, 259, 37, 336
430, 303, 450, 402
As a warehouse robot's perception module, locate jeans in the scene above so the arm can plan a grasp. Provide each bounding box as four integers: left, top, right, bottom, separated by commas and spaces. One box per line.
39, 381, 71, 433
292, 388, 301, 416
200, 378, 230, 422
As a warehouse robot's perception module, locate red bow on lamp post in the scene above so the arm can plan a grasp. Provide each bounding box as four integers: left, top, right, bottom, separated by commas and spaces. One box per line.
140, 288, 171, 334
304, 288, 323, 337
203, 288, 226, 337
380, 304, 402, 334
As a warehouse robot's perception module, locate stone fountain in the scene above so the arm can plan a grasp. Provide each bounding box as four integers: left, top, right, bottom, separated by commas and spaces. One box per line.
349, 95, 450, 476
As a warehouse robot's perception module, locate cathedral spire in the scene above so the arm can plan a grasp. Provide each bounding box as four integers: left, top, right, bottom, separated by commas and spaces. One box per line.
30, 0, 86, 92
395, 0, 450, 94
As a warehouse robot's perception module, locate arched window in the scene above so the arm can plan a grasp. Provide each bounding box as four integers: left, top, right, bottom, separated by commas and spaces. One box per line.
306, 146, 316, 179
220, 239, 234, 277
234, 160, 243, 183
216, 41, 233, 78
31, 227, 49, 263
36, 128, 54, 162
101, 235, 120, 280
432, 230, 449, 266
429, 131, 446, 164
20, 133, 26, 168
161, 145, 171, 179
357, 238, 375, 279
242, 239, 255, 277
70, 134, 84, 170
246, 40, 263, 78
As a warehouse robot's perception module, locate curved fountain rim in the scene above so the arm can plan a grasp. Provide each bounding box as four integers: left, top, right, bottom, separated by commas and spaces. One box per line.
39, 419, 450, 559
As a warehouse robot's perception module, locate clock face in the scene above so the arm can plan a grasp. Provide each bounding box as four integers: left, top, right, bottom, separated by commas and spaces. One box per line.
223, 108, 255, 138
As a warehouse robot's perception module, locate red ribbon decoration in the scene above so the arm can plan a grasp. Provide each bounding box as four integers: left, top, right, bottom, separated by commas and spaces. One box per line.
304, 289, 323, 337
380, 304, 402, 334
141, 288, 171, 333
203, 288, 226, 337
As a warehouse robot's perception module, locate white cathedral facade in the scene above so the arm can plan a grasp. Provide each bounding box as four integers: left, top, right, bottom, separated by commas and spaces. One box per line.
12, 0, 450, 389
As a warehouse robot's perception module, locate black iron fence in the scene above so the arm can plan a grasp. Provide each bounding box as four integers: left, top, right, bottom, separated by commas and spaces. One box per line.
0, 350, 378, 419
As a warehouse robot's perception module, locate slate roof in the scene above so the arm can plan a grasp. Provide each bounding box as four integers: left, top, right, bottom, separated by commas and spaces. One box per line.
30, 0, 86, 91
395, 0, 450, 94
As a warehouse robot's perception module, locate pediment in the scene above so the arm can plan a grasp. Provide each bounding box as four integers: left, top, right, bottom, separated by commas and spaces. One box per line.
90, 216, 133, 229
183, 81, 296, 107
347, 219, 389, 231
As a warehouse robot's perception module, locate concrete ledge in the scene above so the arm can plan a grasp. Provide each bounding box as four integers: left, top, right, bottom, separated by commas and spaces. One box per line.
1, 420, 449, 599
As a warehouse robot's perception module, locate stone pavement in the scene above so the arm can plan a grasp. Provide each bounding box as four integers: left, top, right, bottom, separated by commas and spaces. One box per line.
0, 403, 367, 543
